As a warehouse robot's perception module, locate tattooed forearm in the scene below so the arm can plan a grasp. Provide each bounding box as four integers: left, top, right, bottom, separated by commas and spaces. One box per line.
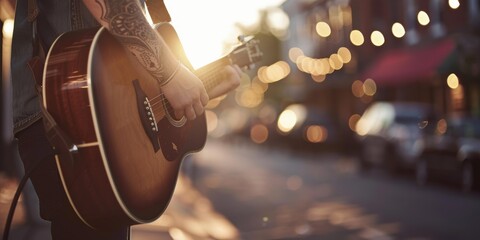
94, 0, 176, 84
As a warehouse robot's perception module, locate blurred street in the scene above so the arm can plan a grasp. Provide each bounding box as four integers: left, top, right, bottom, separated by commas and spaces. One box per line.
4, 136, 480, 240
189, 137, 480, 240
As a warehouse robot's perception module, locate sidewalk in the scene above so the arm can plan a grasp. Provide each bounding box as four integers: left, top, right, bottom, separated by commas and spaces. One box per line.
0, 169, 239, 240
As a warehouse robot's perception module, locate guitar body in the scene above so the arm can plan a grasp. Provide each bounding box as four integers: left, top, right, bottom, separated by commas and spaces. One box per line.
43, 23, 207, 229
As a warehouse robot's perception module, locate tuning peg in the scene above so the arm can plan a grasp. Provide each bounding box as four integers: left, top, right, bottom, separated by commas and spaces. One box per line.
238, 35, 255, 44
237, 35, 246, 43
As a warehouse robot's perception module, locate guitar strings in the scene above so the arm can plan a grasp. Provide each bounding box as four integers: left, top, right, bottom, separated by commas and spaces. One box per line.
140, 56, 233, 119
146, 76, 222, 120
147, 67, 222, 111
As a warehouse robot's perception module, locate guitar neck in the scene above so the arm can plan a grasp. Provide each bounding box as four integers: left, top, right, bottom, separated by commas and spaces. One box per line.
194, 56, 232, 95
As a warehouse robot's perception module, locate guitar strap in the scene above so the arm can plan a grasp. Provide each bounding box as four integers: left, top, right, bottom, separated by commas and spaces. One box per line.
145, 0, 171, 23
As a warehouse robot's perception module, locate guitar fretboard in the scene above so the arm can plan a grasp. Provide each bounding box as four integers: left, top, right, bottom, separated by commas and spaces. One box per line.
195, 56, 232, 94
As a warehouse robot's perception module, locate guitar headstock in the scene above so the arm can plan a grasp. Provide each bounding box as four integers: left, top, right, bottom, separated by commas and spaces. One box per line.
229, 36, 263, 69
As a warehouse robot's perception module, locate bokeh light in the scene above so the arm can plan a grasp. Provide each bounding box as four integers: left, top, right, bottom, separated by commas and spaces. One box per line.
329, 54, 344, 70
362, 79, 377, 96
316, 21, 332, 38
266, 7, 290, 38
447, 73, 459, 89
289, 47, 305, 62
370, 31, 385, 46
258, 61, 291, 83
348, 114, 362, 132
277, 104, 307, 134
350, 30, 365, 46
2, 19, 14, 38
277, 110, 298, 133
305, 125, 328, 143
351, 80, 364, 98
392, 22, 406, 38
449, 0, 460, 9
337, 47, 352, 63
250, 124, 269, 144
436, 119, 448, 134
312, 74, 326, 83
417, 11, 430, 26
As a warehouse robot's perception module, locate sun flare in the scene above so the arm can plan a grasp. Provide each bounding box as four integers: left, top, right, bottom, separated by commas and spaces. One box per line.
164, 0, 286, 69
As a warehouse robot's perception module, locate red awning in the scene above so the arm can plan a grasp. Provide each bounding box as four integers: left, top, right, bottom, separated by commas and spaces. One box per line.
361, 38, 455, 86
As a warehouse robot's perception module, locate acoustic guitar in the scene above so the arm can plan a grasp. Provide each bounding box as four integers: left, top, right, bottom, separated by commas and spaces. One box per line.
42, 22, 262, 229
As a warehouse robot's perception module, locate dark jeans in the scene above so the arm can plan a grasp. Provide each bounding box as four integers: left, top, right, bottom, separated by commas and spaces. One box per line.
15, 120, 129, 240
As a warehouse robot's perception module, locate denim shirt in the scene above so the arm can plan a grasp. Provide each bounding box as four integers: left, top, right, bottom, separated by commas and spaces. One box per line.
11, 0, 147, 134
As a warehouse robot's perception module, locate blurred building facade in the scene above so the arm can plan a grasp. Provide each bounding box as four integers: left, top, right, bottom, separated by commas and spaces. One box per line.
279, 0, 480, 141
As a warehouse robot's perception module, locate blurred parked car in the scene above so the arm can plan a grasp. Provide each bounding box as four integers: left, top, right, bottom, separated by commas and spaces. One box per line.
276, 104, 341, 151
415, 116, 480, 192
355, 101, 436, 173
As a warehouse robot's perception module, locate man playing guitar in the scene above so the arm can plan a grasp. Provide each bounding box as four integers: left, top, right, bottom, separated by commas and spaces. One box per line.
11, 0, 244, 239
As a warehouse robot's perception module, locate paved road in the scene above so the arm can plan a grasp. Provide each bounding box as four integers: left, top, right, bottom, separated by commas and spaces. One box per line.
189, 137, 480, 240
3, 137, 480, 239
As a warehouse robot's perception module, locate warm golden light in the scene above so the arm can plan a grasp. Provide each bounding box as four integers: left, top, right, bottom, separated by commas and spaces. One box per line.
259, 61, 290, 84
266, 7, 290, 38
250, 124, 269, 144
315, 58, 331, 75
348, 114, 361, 132
329, 54, 344, 70
251, 80, 268, 94
312, 74, 326, 83
363, 79, 377, 96
350, 30, 365, 46
268, 61, 290, 83
370, 31, 385, 46
165, 0, 287, 68
277, 104, 307, 134
305, 125, 328, 143
351, 80, 364, 98
316, 21, 332, 37
2, 19, 14, 38
355, 103, 394, 136
392, 22, 406, 38
298, 56, 314, 74
311, 60, 322, 76
449, 0, 460, 9
447, 73, 459, 89
337, 47, 352, 63
277, 110, 297, 133
266, 63, 285, 81
289, 47, 305, 62
417, 11, 430, 26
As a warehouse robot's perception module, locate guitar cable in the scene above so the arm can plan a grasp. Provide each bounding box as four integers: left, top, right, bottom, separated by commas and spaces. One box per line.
2, 152, 54, 240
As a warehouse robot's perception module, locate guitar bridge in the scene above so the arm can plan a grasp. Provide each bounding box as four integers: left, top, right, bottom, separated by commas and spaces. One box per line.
133, 80, 160, 152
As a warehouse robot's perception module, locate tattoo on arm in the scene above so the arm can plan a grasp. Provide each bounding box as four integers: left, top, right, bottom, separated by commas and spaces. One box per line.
94, 0, 175, 84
